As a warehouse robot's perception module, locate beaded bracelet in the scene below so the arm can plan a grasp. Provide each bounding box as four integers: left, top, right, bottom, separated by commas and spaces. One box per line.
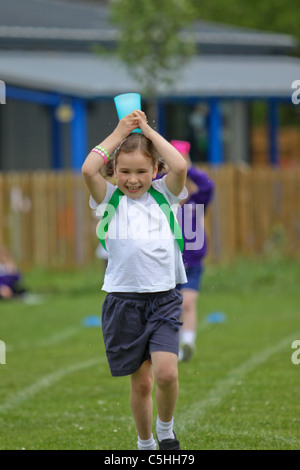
92, 145, 110, 164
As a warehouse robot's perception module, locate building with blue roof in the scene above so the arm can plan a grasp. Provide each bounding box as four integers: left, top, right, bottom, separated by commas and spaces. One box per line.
0, 0, 299, 170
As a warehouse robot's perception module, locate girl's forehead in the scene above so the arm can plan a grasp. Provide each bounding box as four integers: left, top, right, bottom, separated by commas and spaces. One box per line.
116, 151, 152, 169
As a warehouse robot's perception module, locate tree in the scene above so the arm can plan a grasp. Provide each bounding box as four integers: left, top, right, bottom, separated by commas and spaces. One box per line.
110, 0, 196, 98
192, 0, 300, 56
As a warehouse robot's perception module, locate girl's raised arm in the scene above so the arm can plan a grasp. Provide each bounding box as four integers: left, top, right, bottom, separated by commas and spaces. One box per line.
135, 111, 187, 196
82, 113, 140, 204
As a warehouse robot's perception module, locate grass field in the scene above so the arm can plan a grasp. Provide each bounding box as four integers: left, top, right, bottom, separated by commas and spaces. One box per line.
0, 256, 299, 450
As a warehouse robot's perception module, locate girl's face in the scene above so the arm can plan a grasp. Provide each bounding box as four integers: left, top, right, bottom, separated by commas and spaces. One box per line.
114, 150, 158, 199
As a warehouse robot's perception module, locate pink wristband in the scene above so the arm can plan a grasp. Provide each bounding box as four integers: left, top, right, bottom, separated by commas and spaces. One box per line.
92, 147, 109, 164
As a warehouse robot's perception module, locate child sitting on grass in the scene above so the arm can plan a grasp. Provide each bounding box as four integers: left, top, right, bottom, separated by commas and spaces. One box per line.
0, 246, 26, 300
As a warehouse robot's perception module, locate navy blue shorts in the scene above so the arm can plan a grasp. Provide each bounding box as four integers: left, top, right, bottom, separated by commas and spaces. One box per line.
177, 265, 203, 292
101, 288, 183, 377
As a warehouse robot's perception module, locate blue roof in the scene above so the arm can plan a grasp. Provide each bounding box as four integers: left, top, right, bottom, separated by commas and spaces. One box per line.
0, 0, 298, 100
0, 50, 298, 99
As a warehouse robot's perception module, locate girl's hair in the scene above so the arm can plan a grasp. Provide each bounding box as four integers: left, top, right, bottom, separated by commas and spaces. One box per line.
102, 133, 166, 178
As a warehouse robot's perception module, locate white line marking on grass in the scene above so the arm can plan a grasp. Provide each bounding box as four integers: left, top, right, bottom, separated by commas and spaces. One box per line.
6, 327, 81, 353
190, 423, 300, 449
177, 332, 300, 431
0, 356, 105, 414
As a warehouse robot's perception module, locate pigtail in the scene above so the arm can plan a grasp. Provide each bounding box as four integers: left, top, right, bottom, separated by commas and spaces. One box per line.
100, 156, 115, 178
157, 159, 167, 175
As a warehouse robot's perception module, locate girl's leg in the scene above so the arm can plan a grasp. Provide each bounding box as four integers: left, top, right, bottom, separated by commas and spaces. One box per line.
130, 359, 154, 440
179, 289, 198, 361
151, 351, 179, 422
181, 288, 198, 332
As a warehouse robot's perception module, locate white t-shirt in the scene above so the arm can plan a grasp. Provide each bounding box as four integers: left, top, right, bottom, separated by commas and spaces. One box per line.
90, 176, 188, 293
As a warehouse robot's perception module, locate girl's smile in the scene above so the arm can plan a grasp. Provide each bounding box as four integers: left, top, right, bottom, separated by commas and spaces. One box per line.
126, 185, 142, 194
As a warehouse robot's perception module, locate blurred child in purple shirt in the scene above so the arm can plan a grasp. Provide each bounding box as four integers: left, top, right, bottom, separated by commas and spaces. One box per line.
171, 141, 214, 361
0, 246, 26, 299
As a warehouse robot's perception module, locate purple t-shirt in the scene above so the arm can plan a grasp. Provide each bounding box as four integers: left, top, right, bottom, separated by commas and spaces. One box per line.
179, 167, 214, 268
0, 272, 21, 288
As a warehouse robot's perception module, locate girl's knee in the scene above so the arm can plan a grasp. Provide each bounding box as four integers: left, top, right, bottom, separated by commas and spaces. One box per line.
132, 375, 153, 396
156, 369, 178, 388
154, 360, 178, 388
131, 362, 154, 397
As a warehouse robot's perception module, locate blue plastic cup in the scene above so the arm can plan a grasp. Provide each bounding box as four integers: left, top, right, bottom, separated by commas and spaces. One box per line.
114, 93, 142, 134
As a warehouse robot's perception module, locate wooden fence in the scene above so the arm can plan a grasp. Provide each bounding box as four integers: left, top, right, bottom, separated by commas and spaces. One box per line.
0, 166, 300, 269
252, 127, 300, 167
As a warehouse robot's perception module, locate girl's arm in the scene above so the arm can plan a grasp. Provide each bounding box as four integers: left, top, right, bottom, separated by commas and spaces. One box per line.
81, 113, 139, 204
135, 111, 187, 196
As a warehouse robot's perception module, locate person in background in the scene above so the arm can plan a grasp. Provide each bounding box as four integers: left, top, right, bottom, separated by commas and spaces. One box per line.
171, 141, 214, 362
0, 246, 26, 300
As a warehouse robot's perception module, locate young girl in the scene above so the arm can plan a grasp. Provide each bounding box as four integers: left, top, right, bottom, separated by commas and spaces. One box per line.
82, 110, 187, 451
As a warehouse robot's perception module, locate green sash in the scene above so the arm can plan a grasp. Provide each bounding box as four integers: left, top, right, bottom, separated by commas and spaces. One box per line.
97, 186, 184, 252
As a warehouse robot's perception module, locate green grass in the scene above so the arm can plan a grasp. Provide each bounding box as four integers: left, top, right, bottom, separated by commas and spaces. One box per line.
0, 256, 299, 450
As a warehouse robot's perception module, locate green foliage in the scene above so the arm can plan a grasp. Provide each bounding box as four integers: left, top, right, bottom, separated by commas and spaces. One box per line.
110, 0, 196, 95
193, 0, 300, 51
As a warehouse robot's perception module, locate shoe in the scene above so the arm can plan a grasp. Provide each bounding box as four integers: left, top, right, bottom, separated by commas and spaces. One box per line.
181, 343, 194, 362
157, 432, 181, 450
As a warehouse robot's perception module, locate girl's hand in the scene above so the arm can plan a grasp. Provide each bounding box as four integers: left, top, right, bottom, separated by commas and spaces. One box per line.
132, 110, 154, 139
115, 112, 141, 140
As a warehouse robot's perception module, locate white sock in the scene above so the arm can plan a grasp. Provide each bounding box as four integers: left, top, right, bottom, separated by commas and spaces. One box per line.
137, 434, 157, 450
181, 330, 196, 345
156, 416, 175, 441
